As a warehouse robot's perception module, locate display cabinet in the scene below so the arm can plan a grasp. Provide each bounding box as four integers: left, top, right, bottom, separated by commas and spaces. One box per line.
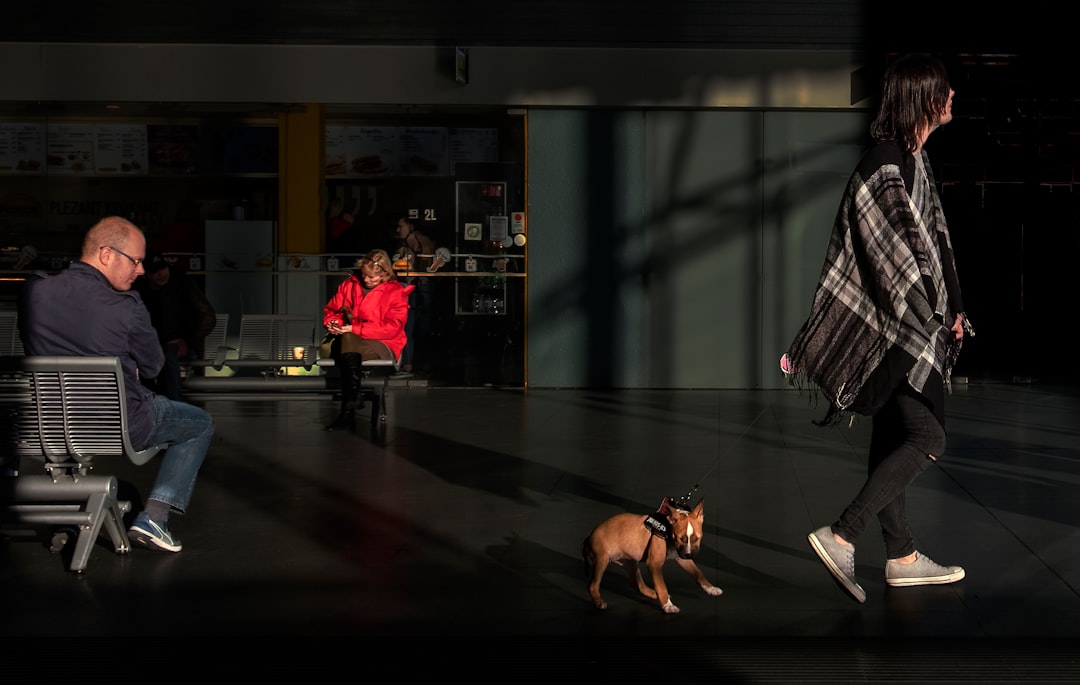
453, 180, 518, 316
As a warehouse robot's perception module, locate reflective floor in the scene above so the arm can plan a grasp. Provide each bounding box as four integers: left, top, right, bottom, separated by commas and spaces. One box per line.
3, 380, 1080, 683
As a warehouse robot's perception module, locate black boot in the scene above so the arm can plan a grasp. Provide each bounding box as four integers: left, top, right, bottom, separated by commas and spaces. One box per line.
324, 405, 356, 431
325, 352, 362, 431
342, 352, 366, 411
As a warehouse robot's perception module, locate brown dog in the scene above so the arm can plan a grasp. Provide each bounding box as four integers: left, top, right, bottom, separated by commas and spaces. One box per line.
581, 498, 722, 613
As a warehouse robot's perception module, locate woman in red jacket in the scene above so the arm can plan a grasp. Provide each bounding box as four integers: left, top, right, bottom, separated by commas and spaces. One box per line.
322, 249, 413, 431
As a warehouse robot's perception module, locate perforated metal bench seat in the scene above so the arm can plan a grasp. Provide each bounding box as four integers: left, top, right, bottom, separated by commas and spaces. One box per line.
0, 355, 164, 573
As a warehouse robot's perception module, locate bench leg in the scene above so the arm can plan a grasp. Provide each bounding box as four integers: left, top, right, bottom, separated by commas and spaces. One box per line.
67, 492, 108, 573
68, 487, 130, 573
101, 497, 132, 555
7, 474, 132, 573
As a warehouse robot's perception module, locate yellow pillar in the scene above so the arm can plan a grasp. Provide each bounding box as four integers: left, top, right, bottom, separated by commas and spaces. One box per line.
278, 104, 324, 254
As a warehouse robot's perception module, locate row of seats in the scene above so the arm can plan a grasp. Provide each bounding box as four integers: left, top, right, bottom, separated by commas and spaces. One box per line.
1, 309, 397, 414
1, 310, 327, 378
4, 306, 399, 406
183, 313, 397, 427
192, 313, 318, 372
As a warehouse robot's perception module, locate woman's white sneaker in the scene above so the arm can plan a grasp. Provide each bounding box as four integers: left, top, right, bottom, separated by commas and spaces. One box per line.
885, 552, 964, 587
808, 526, 866, 603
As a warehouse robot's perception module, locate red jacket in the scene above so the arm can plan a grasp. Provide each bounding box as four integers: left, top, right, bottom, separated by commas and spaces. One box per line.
323, 275, 414, 361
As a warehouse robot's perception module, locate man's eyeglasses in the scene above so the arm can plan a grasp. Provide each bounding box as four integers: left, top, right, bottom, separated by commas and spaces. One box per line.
102, 245, 143, 267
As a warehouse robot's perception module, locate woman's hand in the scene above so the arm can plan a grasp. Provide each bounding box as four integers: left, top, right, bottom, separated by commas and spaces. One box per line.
950, 313, 964, 341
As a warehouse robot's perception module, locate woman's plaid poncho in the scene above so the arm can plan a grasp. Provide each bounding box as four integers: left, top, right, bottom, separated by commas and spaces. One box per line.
785, 141, 972, 426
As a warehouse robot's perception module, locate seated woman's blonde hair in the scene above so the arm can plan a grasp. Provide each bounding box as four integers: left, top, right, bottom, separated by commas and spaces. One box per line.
353, 249, 396, 282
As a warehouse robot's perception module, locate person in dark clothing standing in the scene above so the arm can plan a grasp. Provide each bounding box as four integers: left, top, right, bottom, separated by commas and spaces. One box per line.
19, 216, 214, 553
134, 250, 217, 402
392, 215, 441, 377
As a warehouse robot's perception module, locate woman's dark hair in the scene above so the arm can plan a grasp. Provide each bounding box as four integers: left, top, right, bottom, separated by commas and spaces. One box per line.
870, 53, 952, 153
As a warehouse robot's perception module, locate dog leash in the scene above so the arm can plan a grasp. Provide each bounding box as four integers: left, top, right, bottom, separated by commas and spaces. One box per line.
671, 405, 769, 510
644, 406, 767, 538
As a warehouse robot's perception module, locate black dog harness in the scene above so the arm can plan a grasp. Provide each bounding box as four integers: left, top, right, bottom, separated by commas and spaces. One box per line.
643, 488, 697, 540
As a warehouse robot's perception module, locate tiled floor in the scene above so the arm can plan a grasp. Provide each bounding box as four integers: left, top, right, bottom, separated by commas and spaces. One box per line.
3, 379, 1080, 683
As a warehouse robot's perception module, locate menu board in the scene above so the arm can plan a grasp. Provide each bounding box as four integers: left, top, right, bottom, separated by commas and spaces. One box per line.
3, 120, 500, 179
400, 127, 449, 176
148, 124, 200, 175
346, 126, 399, 175
327, 125, 486, 177
46, 123, 95, 174
325, 124, 347, 176
94, 123, 149, 175
0, 123, 45, 174
450, 127, 499, 173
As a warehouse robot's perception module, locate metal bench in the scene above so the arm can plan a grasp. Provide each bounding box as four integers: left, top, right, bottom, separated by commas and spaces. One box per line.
181, 314, 398, 430
0, 356, 164, 573
184, 313, 323, 393
187, 313, 313, 375
317, 356, 398, 427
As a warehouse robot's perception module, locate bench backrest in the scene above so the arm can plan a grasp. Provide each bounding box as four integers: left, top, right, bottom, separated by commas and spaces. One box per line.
0, 311, 23, 356
203, 313, 230, 359
238, 314, 316, 362
0, 355, 161, 469
201, 311, 231, 360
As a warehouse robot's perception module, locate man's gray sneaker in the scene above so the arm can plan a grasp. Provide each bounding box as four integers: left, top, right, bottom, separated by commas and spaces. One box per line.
808, 526, 865, 603
886, 552, 964, 587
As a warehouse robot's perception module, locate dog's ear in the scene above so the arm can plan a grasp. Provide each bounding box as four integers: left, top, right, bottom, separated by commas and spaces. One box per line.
692, 498, 704, 516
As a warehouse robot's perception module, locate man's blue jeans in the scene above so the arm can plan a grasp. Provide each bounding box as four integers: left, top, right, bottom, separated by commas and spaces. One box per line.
145, 395, 214, 514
